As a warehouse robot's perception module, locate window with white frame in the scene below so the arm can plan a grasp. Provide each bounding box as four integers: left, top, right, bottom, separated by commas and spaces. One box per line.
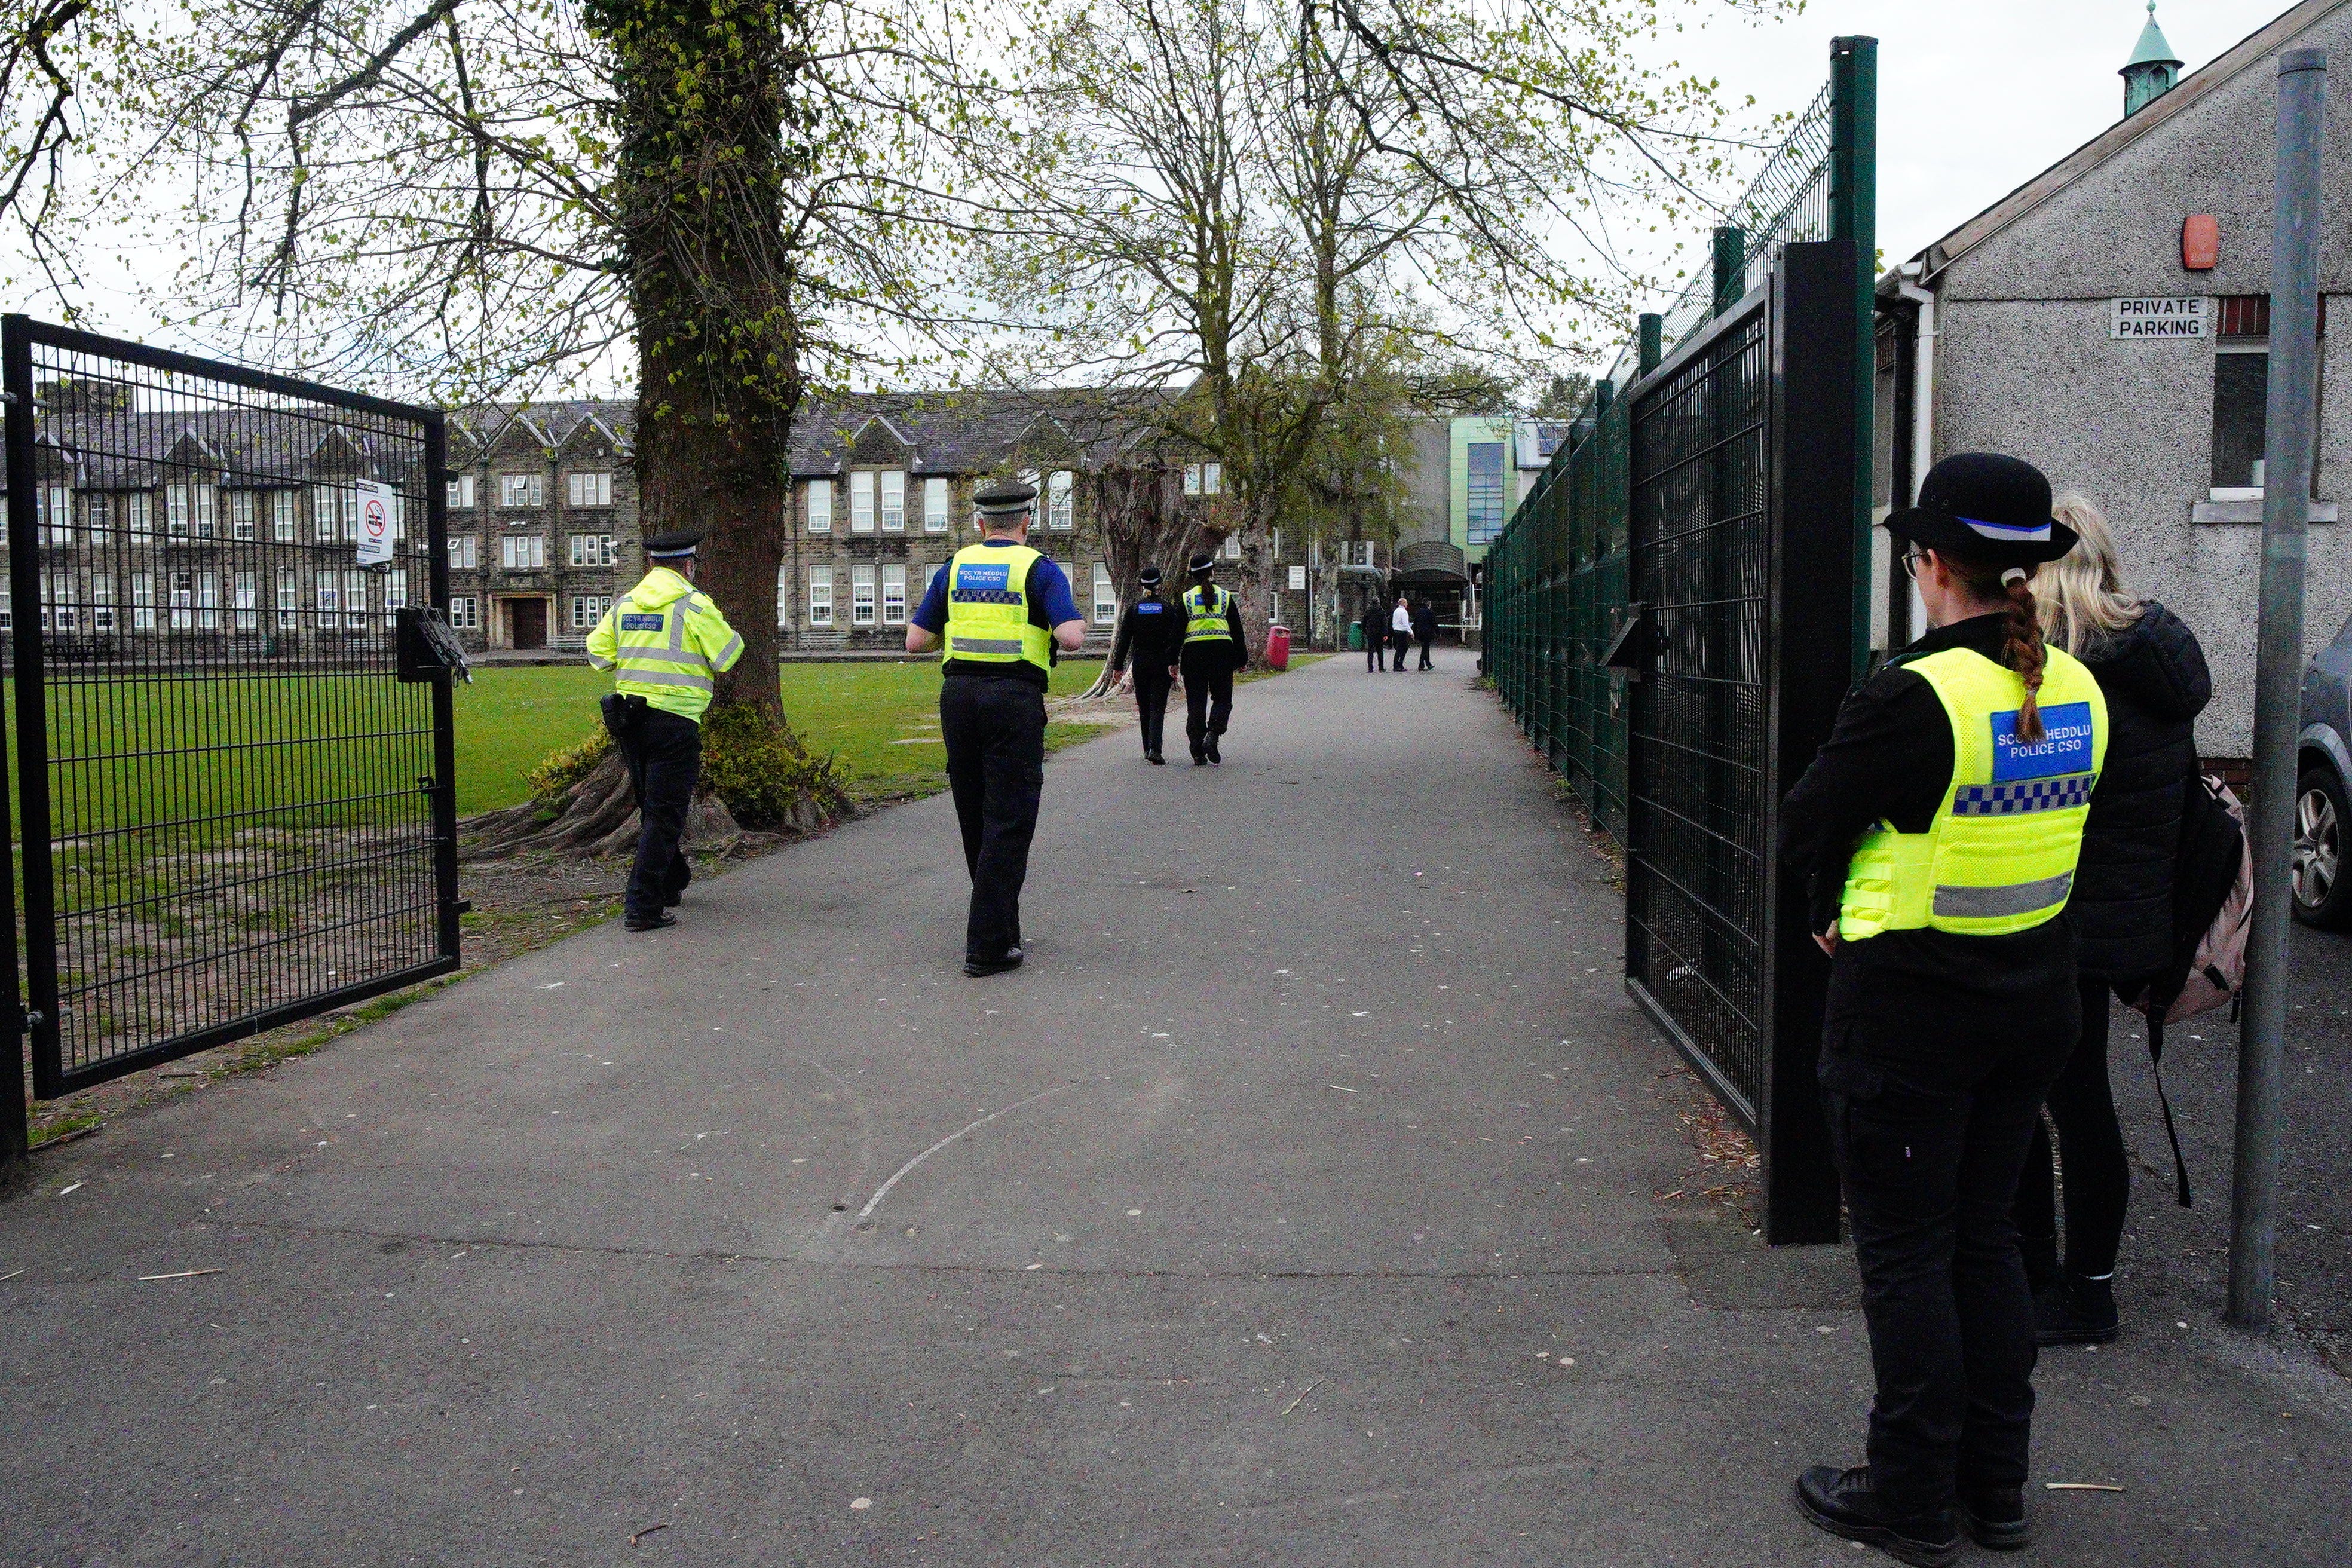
343, 570, 368, 629
275, 569, 298, 629
0, 578, 10, 629
806, 477, 834, 532
501, 534, 547, 570
1343, 538, 1376, 567
879, 469, 906, 531
170, 570, 195, 630
776, 565, 791, 627
1221, 533, 1242, 560
91, 573, 115, 632
500, 471, 544, 509
449, 535, 480, 569
313, 483, 354, 541
1092, 562, 1118, 624
228, 490, 258, 541
85, 494, 111, 546
566, 471, 613, 508
42, 571, 76, 631
165, 480, 217, 538
1184, 464, 1200, 495
571, 594, 611, 629
449, 595, 479, 630
1048, 470, 1074, 531
923, 476, 950, 532
447, 473, 477, 510
233, 571, 258, 630
807, 564, 834, 626
881, 564, 908, 625
131, 571, 154, 631
851, 562, 877, 626
385, 571, 408, 612
568, 534, 616, 568
270, 490, 296, 543
197, 571, 219, 630
1184, 463, 1223, 496
121, 491, 152, 540
850, 470, 877, 533
39, 483, 71, 546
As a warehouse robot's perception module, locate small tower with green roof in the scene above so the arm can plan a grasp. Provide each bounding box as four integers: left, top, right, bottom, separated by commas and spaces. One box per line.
2121, 1, 2183, 117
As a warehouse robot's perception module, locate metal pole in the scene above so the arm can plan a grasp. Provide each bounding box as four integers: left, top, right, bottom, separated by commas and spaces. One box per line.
1831, 35, 1879, 683
0, 320, 29, 1186
2229, 47, 2326, 1333
1711, 228, 1747, 318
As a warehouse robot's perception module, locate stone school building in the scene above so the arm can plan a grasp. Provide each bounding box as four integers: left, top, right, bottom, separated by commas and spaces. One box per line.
1874, 0, 2352, 754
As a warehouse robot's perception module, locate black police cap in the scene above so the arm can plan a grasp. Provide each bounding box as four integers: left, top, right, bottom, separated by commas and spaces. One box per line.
1138, 565, 1162, 586
645, 529, 703, 558
1187, 552, 1217, 574
1883, 452, 2077, 566
973, 481, 1039, 518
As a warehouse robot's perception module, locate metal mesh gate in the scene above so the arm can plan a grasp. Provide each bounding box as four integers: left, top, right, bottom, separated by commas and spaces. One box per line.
4, 318, 461, 1097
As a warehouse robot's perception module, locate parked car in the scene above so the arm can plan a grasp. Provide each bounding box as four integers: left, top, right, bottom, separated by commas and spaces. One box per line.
2296, 612, 2352, 926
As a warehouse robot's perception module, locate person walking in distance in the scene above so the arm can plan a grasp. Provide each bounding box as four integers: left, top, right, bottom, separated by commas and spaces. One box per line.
905, 482, 1089, 976
1180, 551, 1248, 764
1413, 596, 1438, 671
1361, 595, 1389, 672
1778, 454, 2106, 1564
1389, 593, 1413, 674
1108, 564, 1184, 765
2011, 494, 2210, 1347
585, 530, 746, 932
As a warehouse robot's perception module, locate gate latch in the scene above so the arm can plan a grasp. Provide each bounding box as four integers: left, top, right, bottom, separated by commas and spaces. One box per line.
1603, 601, 1652, 681
397, 607, 473, 684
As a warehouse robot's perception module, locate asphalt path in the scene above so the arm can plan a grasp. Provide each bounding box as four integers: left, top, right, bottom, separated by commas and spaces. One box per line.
2, 648, 2345, 1566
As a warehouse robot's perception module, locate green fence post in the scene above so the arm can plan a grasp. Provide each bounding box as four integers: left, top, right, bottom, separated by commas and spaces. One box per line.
1711, 227, 1748, 318
1637, 314, 1663, 379
1831, 35, 1879, 679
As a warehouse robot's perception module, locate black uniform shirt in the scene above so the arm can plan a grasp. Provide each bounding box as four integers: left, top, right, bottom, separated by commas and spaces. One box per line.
1777, 612, 2079, 1060
1109, 591, 1186, 674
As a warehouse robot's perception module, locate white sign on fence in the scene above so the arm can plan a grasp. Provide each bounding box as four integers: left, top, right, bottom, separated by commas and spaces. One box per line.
353, 479, 401, 566
1288, 565, 1307, 591
2110, 297, 2208, 339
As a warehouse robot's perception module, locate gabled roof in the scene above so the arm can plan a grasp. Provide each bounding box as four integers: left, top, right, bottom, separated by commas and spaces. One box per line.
786, 387, 1183, 477
1911, 0, 2348, 281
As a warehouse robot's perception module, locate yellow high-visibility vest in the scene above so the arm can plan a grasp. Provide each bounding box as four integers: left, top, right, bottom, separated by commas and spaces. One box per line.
585, 568, 745, 723
1839, 644, 2108, 940
1183, 584, 1232, 645
943, 542, 1051, 672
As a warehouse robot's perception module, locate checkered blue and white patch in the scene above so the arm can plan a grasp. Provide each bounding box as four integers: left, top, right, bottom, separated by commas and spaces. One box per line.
1952, 774, 2097, 816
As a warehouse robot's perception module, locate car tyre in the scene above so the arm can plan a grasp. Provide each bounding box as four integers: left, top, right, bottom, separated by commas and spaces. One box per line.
2292, 765, 2352, 927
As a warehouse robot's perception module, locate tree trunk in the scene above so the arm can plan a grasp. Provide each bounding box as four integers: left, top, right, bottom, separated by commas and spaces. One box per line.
1081, 463, 1216, 697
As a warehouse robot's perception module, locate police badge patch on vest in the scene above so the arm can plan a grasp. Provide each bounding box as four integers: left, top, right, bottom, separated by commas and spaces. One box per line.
621, 613, 665, 631
1991, 702, 2096, 781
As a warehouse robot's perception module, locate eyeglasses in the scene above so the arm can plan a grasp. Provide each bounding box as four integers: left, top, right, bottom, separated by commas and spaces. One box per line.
1901, 549, 1930, 580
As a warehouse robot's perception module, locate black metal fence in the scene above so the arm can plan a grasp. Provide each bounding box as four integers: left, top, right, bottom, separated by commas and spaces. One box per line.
3, 317, 461, 1104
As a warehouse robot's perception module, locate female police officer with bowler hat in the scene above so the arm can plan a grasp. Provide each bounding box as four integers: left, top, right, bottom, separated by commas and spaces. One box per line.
1778, 454, 2106, 1564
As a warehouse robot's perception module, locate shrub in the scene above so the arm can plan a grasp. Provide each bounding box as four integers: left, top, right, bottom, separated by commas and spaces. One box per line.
700, 705, 852, 831
529, 727, 612, 805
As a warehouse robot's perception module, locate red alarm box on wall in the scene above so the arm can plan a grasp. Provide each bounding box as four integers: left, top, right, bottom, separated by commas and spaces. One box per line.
2183, 213, 2219, 271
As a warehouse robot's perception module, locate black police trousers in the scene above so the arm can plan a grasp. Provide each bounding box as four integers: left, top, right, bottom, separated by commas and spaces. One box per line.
1819, 1017, 2074, 1514
941, 673, 1045, 961
1180, 648, 1233, 754
619, 707, 701, 922
1132, 664, 1174, 757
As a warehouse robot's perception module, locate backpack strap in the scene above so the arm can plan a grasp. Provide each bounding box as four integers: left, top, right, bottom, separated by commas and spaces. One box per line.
2144, 1009, 2194, 1209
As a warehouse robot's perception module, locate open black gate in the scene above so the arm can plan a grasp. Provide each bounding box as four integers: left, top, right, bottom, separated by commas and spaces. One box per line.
1621, 243, 1857, 1243
3, 317, 461, 1104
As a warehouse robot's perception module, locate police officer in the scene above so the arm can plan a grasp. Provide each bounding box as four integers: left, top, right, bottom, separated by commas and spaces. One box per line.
1107, 564, 1183, 764
586, 529, 746, 932
905, 482, 1088, 976
1778, 454, 2105, 1563
1178, 552, 1247, 765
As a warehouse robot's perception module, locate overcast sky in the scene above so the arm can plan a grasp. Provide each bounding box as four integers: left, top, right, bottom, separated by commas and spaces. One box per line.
1669, 0, 2296, 270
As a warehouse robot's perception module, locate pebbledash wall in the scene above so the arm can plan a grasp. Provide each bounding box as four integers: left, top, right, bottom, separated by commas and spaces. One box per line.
1881, 0, 2352, 755
442, 391, 1250, 656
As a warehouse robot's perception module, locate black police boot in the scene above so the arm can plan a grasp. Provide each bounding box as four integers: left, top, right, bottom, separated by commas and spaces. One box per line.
2035, 1274, 2119, 1346
1192, 749, 1208, 765
963, 950, 1024, 978
1794, 1466, 1959, 1567
1206, 737, 1221, 765
625, 912, 677, 933
1958, 1484, 2032, 1551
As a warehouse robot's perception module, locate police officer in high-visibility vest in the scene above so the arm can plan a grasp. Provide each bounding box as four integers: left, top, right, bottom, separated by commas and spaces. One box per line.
1108, 564, 1184, 764
1178, 552, 1248, 765
1778, 454, 2106, 1564
586, 529, 746, 932
905, 482, 1088, 976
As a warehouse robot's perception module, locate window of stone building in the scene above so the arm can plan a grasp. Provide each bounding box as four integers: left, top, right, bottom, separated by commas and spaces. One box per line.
38, 483, 70, 546
1184, 463, 1223, 496
571, 594, 612, 629
131, 571, 154, 631
501, 534, 547, 570
344, 570, 369, 629
227, 491, 257, 541
233, 571, 258, 632
852, 562, 877, 625
275, 570, 297, 629
270, 491, 296, 543
807, 477, 834, 533
447, 474, 477, 510
924, 476, 950, 532
500, 472, 544, 509
808, 564, 834, 626
1048, 470, 1074, 531
1092, 562, 1117, 624
85, 494, 111, 545
567, 471, 613, 508
850, 470, 877, 533
167, 480, 218, 538
1221, 533, 1242, 560
313, 483, 353, 542
880, 470, 906, 532
385, 571, 407, 614
882, 563, 907, 624
449, 595, 479, 631
569, 533, 616, 568
449, 535, 480, 569
91, 573, 114, 632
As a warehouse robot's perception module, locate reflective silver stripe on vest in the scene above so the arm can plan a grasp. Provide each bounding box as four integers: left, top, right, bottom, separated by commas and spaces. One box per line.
614, 667, 715, 693
617, 651, 711, 671
1932, 871, 2074, 919
712, 635, 743, 667
952, 636, 1027, 656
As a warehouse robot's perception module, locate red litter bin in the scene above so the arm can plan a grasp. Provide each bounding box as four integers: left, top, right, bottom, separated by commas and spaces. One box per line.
1264, 624, 1291, 670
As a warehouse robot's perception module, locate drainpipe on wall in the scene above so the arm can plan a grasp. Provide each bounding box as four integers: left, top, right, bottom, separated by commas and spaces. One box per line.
1895, 260, 1937, 637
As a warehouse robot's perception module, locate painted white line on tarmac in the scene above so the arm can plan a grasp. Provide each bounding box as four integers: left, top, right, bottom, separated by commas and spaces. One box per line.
854, 1080, 1080, 1224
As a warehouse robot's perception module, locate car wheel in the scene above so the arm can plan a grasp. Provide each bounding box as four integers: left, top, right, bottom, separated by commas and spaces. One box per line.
2293, 766, 2352, 927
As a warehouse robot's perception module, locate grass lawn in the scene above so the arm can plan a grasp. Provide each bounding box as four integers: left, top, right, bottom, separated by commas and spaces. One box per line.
451, 659, 1108, 814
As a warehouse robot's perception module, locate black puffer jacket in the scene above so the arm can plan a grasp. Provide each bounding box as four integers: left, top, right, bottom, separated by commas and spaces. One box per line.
2070, 601, 2212, 984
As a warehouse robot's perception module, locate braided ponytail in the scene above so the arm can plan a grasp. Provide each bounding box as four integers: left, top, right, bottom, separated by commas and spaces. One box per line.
1994, 564, 2048, 745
